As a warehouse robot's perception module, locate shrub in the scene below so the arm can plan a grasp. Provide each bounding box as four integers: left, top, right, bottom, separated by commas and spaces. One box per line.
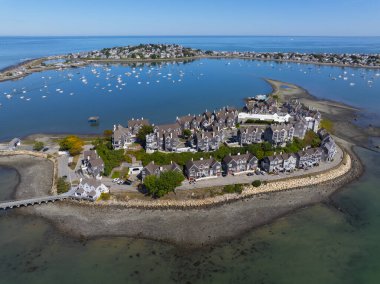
57, 177, 70, 194
33, 141, 44, 151
252, 180, 262, 187
222, 184, 243, 194
99, 192, 111, 201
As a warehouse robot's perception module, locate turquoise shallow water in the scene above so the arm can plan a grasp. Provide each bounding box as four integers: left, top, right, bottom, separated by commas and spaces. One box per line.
0, 148, 379, 284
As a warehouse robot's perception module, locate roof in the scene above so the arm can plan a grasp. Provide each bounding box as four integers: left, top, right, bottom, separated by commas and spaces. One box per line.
223, 153, 257, 164
144, 161, 181, 175
128, 118, 150, 128
89, 157, 104, 168
185, 158, 220, 169
80, 178, 101, 188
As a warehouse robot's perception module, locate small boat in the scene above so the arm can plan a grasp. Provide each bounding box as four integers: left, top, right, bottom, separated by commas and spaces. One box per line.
88, 116, 100, 124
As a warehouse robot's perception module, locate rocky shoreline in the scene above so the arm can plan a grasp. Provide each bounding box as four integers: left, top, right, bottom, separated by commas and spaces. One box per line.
0, 139, 363, 247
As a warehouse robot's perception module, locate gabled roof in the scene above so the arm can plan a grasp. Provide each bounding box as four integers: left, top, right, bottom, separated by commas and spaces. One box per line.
185, 158, 220, 170
128, 118, 150, 128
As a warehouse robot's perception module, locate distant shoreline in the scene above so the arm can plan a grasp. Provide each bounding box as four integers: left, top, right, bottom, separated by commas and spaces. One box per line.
1, 53, 379, 83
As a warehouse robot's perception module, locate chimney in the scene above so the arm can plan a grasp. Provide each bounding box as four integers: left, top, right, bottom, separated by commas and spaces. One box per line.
159, 166, 163, 171
280, 151, 283, 155
237, 152, 240, 156
200, 157, 203, 161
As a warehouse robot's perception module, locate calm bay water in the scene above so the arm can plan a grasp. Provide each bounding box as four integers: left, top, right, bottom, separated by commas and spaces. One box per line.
1, 36, 380, 283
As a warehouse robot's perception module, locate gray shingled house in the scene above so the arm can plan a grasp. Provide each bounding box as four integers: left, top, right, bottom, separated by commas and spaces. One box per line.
185, 158, 222, 180
223, 152, 259, 175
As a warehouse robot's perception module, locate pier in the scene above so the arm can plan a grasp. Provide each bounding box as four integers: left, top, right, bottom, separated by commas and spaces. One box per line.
0, 193, 92, 210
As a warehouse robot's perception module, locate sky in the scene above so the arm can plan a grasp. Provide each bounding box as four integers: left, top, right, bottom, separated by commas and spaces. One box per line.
0, 0, 379, 36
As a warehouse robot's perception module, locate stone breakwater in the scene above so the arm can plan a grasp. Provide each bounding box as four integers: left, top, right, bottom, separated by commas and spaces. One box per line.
90, 150, 352, 209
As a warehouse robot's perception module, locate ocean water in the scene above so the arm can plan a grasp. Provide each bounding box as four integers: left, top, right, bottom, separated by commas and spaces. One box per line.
0, 58, 379, 140
1, 36, 380, 283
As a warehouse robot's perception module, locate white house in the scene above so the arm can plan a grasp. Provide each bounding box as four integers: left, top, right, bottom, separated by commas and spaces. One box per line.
74, 178, 109, 201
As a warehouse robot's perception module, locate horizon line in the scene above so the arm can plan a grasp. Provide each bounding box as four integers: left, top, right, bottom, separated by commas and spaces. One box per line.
1, 34, 380, 38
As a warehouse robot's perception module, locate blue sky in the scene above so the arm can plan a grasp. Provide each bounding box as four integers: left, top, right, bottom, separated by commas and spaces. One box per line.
0, 0, 379, 36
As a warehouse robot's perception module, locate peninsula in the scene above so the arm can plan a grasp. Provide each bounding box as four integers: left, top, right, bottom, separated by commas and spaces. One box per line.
0, 76, 364, 246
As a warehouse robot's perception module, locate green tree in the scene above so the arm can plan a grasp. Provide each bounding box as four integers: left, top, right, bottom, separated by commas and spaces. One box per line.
182, 129, 192, 138
144, 171, 185, 198
33, 141, 44, 151
137, 125, 154, 145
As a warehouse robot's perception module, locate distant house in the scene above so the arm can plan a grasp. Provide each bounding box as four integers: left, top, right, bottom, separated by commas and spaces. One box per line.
176, 114, 195, 130
185, 158, 222, 180
223, 152, 258, 175
8, 138, 21, 151
74, 178, 109, 201
127, 118, 150, 136
194, 129, 223, 152
112, 124, 134, 150
81, 150, 104, 179
141, 161, 182, 181
264, 124, 295, 146
238, 126, 265, 145
145, 123, 182, 153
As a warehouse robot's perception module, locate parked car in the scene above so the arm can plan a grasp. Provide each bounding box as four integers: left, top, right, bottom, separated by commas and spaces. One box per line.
124, 180, 132, 185
113, 178, 120, 183
247, 172, 254, 176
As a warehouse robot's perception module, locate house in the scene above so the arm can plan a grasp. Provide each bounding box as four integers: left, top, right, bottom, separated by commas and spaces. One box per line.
238, 126, 265, 145
127, 118, 150, 136
223, 152, 258, 175
293, 119, 308, 139
281, 153, 298, 172
176, 114, 195, 130
185, 157, 222, 180
74, 178, 109, 201
146, 123, 182, 153
321, 135, 337, 161
296, 147, 324, 168
261, 154, 284, 173
81, 150, 104, 179
112, 124, 134, 150
8, 138, 21, 150
264, 124, 295, 146
141, 161, 182, 180
194, 130, 223, 152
